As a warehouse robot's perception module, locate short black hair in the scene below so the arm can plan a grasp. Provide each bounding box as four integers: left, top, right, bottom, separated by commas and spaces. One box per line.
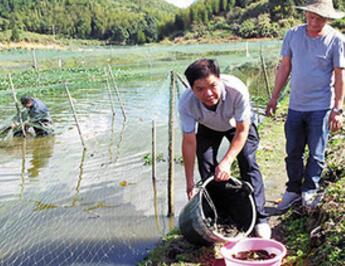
184, 58, 220, 88
20, 96, 33, 105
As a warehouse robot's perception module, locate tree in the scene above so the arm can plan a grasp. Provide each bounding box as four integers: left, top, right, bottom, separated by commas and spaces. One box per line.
10, 26, 20, 41
136, 30, 146, 44
143, 14, 158, 42
109, 23, 128, 44
220, 0, 227, 12
9, 16, 21, 41
227, 0, 236, 11
0, 0, 178, 44
269, 0, 295, 21
90, 3, 108, 39
212, 0, 220, 14
174, 13, 185, 31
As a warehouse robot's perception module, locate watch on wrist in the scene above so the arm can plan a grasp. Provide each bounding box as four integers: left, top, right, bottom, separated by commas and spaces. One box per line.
332, 107, 343, 115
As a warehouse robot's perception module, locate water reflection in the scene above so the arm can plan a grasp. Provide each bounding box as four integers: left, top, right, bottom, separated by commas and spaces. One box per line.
27, 136, 55, 178
152, 175, 162, 234
108, 117, 126, 164
71, 148, 87, 207
19, 139, 26, 199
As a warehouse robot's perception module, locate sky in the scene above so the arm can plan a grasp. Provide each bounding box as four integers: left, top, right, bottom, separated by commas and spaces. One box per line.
164, 0, 195, 8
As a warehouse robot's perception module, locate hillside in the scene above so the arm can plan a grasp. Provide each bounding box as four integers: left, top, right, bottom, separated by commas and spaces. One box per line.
0, 0, 178, 44
167, 0, 345, 42
1, 0, 345, 46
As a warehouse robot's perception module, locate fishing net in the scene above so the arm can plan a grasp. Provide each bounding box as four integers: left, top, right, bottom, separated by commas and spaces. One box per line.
0, 41, 281, 265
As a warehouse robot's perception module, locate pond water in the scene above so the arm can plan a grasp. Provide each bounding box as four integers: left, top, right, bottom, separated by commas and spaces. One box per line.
0, 40, 282, 265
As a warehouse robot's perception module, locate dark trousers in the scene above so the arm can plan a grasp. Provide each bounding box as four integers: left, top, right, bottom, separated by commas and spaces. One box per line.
34, 121, 53, 137
196, 123, 267, 223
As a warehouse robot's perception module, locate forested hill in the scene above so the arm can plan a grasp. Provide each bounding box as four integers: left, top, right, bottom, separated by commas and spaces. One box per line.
1, 0, 345, 45
0, 0, 178, 44
172, 0, 345, 41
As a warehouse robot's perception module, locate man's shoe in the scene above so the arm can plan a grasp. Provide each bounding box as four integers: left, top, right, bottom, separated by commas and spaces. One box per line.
255, 222, 271, 239
277, 191, 301, 211
302, 190, 320, 209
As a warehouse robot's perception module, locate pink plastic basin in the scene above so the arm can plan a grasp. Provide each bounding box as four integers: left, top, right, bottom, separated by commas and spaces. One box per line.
220, 238, 287, 266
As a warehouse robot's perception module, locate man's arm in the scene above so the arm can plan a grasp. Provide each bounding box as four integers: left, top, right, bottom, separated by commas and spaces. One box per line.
265, 56, 291, 116
215, 120, 250, 181
329, 68, 345, 132
182, 132, 197, 200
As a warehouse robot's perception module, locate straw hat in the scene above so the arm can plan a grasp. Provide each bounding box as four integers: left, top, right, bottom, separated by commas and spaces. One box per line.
296, 0, 345, 19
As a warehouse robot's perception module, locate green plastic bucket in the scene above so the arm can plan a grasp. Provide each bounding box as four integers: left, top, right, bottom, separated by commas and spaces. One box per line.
178, 177, 256, 246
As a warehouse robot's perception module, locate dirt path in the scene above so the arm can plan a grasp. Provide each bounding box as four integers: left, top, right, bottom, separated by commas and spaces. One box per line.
256, 106, 290, 241
257, 111, 288, 202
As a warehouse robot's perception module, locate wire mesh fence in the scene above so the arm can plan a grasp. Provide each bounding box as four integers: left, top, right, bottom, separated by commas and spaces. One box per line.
0, 40, 282, 265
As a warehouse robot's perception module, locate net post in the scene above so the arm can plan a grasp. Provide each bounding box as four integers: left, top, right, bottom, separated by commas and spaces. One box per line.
64, 82, 86, 150
167, 71, 176, 217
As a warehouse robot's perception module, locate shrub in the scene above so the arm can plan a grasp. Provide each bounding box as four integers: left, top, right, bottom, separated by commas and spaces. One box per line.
238, 18, 257, 38
211, 17, 232, 31
257, 14, 279, 37
10, 27, 21, 42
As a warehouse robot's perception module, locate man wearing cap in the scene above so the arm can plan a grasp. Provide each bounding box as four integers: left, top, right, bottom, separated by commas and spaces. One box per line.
265, 0, 345, 212
13, 96, 53, 137
179, 58, 271, 239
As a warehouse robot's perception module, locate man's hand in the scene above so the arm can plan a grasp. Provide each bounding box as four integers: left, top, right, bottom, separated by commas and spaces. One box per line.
186, 180, 196, 200
329, 110, 343, 132
265, 97, 278, 116
11, 122, 18, 129
215, 159, 231, 181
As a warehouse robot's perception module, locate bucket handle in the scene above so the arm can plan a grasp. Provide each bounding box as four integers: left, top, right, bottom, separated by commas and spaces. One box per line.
196, 176, 247, 234
195, 176, 240, 188
199, 186, 219, 232
196, 177, 253, 195
198, 176, 257, 242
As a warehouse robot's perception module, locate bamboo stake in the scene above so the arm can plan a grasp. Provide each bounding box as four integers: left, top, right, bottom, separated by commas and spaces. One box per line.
176, 73, 189, 89
32, 49, 38, 70
31, 49, 40, 85
152, 120, 157, 184
9, 74, 26, 138
151, 119, 162, 232
107, 65, 127, 122
246, 41, 250, 58
64, 82, 86, 150
167, 71, 176, 217
259, 48, 271, 97
176, 73, 189, 99
104, 68, 116, 117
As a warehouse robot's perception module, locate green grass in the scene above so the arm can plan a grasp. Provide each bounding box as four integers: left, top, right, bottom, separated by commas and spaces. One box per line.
0, 30, 103, 46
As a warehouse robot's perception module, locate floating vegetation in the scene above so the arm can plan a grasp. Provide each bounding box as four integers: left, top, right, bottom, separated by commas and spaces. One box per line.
143, 152, 165, 165
119, 180, 128, 187
33, 201, 59, 211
